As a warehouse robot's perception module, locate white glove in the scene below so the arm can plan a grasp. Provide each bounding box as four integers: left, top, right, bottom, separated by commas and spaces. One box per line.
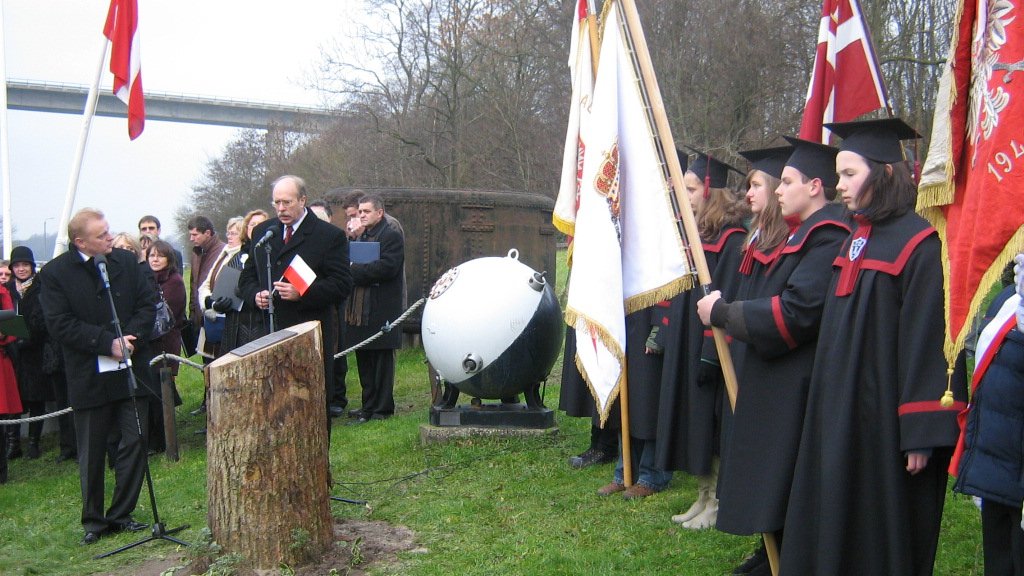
203, 308, 219, 322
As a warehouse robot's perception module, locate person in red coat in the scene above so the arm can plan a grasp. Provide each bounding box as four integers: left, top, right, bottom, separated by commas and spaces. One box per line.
0, 282, 23, 483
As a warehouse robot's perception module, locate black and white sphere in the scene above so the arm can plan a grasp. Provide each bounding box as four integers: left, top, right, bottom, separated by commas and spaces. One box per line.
422, 249, 562, 399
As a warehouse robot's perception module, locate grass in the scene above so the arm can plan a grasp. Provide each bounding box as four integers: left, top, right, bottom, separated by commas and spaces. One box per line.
0, 252, 987, 575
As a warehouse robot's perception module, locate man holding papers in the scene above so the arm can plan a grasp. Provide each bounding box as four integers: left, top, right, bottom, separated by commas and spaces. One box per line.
344, 194, 405, 423
39, 208, 156, 545
238, 175, 353, 424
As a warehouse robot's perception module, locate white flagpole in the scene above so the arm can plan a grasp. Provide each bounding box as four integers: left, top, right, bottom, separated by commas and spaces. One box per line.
0, 2, 13, 258
53, 36, 109, 257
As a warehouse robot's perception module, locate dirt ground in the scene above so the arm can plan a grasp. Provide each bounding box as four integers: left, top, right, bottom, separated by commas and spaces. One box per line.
99, 518, 422, 576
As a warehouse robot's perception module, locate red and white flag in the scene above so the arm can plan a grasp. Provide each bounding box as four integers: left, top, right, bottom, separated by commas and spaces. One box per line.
918, 0, 1024, 365
566, 1, 691, 424
799, 0, 888, 142
553, 0, 595, 243
283, 254, 317, 296
103, 0, 145, 140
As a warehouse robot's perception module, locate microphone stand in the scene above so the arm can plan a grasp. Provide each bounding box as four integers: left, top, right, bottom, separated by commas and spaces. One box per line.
94, 256, 189, 559
263, 241, 276, 333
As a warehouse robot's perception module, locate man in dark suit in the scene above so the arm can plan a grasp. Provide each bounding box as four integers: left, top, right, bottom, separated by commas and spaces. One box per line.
39, 208, 156, 545
238, 175, 352, 423
345, 193, 405, 422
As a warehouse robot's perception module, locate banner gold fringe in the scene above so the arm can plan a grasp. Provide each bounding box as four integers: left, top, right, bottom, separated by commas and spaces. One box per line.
564, 306, 626, 428
624, 273, 696, 315
552, 215, 575, 238
921, 207, 1024, 367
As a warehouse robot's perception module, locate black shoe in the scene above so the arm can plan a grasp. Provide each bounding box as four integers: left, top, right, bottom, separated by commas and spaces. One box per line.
733, 544, 769, 574
55, 452, 77, 463
81, 531, 102, 545
189, 403, 207, 416
26, 442, 41, 460
195, 427, 207, 435
569, 448, 615, 469
109, 519, 148, 533
348, 409, 368, 419
329, 405, 345, 418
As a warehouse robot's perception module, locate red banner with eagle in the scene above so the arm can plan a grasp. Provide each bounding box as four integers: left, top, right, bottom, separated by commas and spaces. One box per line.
918, 0, 1024, 363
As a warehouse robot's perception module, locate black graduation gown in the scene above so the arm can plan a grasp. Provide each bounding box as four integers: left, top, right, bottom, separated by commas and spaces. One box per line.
780, 211, 967, 576
655, 226, 745, 474
714, 203, 849, 535
624, 307, 663, 440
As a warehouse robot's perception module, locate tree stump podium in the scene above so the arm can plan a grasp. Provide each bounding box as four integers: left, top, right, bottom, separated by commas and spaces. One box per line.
206, 321, 332, 569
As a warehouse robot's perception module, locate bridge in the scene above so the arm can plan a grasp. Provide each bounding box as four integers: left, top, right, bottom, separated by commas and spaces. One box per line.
6, 79, 341, 131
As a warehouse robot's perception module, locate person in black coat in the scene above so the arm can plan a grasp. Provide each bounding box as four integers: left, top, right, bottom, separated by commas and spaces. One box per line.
38, 208, 157, 545
343, 193, 405, 422
6, 246, 54, 460
237, 175, 353, 427
954, 275, 1024, 576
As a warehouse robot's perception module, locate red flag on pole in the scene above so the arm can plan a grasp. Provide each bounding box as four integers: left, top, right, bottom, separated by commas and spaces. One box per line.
103, 0, 144, 140
799, 0, 888, 142
918, 0, 1024, 366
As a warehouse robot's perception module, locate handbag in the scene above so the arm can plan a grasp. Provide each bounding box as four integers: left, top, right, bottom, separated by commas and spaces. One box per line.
152, 288, 174, 340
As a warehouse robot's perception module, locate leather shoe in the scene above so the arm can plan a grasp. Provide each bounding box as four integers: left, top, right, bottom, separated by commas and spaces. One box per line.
81, 531, 102, 545
189, 403, 207, 416
348, 409, 368, 419
597, 482, 626, 496
110, 519, 148, 533
569, 448, 616, 469
733, 544, 768, 574
56, 452, 77, 463
329, 405, 345, 418
194, 427, 207, 435
622, 484, 658, 500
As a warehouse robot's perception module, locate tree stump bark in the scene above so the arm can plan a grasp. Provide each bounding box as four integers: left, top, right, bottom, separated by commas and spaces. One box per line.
206, 321, 332, 569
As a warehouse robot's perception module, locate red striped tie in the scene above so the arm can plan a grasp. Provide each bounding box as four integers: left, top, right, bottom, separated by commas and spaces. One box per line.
284, 225, 293, 244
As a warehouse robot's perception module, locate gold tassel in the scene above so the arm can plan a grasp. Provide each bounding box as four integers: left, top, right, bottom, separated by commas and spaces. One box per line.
940, 366, 955, 408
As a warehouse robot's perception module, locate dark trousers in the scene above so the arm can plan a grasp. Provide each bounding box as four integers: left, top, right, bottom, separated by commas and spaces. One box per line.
982, 499, 1024, 576
52, 370, 77, 457
74, 397, 149, 533
355, 349, 395, 417
331, 303, 348, 409
907, 450, 953, 576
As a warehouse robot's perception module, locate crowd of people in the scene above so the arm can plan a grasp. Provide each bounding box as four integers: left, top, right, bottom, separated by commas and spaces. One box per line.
560, 118, 1022, 575
0, 178, 406, 548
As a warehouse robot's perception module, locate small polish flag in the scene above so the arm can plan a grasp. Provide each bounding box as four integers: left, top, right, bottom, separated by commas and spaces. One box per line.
283, 254, 317, 296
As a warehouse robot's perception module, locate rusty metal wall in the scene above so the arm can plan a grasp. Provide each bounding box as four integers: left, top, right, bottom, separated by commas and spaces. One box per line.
324, 188, 557, 332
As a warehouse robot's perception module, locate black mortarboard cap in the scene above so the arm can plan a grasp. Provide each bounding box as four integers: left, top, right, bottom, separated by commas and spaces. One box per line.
738, 145, 794, 180
781, 136, 840, 188
823, 117, 920, 164
685, 146, 742, 188
675, 148, 689, 173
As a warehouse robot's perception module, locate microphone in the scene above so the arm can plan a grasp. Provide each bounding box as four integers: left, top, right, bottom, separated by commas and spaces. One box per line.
94, 253, 111, 289
253, 228, 276, 248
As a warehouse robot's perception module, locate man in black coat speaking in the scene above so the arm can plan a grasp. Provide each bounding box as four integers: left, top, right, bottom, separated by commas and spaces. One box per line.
238, 175, 352, 422
39, 208, 157, 545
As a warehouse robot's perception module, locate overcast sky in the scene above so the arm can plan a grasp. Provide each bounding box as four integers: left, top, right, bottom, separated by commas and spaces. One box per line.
2, 0, 364, 243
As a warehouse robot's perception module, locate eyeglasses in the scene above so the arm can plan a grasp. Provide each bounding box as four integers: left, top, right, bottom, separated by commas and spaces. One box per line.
272, 199, 296, 208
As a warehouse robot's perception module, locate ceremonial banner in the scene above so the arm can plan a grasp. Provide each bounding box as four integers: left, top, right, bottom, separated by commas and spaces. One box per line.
799, 0, 888, 142
565, 1, 691, 424
553, 0, 595, 240
918, 0, 1024, 363
103, 0, 145, 139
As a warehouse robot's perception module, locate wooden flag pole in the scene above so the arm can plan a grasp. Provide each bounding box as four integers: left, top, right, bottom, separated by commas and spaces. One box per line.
617, 0, 777, 573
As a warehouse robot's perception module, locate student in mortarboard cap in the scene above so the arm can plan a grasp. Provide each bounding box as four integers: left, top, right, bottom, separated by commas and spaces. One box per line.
781, 117, 967, 575
695, 136, 850, 575
736, 146, 792, 277
650, 147, 749, 526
